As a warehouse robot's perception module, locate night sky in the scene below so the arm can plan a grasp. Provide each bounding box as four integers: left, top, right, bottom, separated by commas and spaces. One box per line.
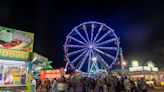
0, 0, 164, 68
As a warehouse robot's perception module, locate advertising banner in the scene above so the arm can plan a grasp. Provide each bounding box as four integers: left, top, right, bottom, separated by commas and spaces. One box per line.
0, 48, 30, 61
0, 26, 34, 52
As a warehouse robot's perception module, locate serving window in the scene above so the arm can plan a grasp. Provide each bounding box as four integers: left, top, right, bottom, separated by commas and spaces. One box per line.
0, 59, 28, 86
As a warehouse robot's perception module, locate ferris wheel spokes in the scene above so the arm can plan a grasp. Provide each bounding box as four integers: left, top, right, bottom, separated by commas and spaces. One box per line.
66, 45, 86, 48
77, 51, 89, 70
87, 50, 92, 73
67, 48, 87, 56
93, 25, 104, 43
91, 23, 95, 43
95, 31, 112, 44
96, 38, 117, 46
96, 53, 109, 68
94, 48, 115, 60
83, 25, 90, 43
68, 36, 87, 46
75, 29, 88, 44
96, 47, 118, 51
71, 50, 87, 64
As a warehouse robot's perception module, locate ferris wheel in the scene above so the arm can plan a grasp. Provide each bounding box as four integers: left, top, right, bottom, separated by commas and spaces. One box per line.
64, 21, 120, 75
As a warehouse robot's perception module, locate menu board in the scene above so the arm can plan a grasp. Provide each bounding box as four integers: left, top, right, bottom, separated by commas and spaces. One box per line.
0, 59, 28, 86
4, 66, 21, 85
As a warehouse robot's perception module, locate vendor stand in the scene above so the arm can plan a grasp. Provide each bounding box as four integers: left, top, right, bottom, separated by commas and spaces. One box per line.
0, 26, 34, 92
128, 60, 162, 87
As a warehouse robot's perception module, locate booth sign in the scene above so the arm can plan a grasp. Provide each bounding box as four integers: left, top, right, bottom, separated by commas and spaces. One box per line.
0, 48, 30, 61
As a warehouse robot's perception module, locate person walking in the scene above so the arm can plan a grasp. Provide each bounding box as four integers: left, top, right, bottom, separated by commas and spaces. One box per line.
98, 77, 104, 92
36, 80, 48, 92
139, 78, 147, 92
51, 78, 57, 92
31, 77, 36, 92
115, 78, 122, 92
106, 77, 112, 92
57, 76, 67, 92
89, 78, 96, 92
124, 77, 130, 92
130, 80, 139, 92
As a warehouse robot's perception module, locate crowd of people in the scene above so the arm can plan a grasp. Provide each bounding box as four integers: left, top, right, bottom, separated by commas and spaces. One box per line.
34, 74, 148, 92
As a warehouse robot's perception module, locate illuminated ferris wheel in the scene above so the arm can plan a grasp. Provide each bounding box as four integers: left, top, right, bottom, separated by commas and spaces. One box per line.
64, 21, 120, 75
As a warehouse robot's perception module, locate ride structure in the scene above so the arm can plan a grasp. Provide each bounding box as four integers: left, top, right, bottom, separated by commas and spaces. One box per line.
64, 21, 120, 76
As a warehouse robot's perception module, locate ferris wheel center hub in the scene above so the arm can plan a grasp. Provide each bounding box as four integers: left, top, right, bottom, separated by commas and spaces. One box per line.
88, 44, 94, 49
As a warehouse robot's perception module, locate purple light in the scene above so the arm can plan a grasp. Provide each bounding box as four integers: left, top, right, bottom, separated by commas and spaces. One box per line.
88, 44, 95, 49
89, 45, 93, 48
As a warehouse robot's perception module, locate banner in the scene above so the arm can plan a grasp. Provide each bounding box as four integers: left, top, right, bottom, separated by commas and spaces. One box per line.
32, 52, 48, 63
0, 26, 34, 52
0, 48, 30, 61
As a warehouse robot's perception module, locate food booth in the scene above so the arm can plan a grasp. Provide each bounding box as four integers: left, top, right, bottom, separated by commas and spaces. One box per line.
128, 60, 162, 87
0, 26, 34, 91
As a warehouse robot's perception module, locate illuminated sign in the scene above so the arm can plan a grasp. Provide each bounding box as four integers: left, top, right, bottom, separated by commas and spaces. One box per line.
0, 26, 34, 52
152, 67, 158, 71
129, 66, 143, 72
147, 61, 154, 67
40, 69, 62, 80
0, 48, 30, 61
132, 60, 139, 67
143, 66, 151, 71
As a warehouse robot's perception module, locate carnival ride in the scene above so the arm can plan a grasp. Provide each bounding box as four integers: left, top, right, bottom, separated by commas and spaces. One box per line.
64, 21, 120, 76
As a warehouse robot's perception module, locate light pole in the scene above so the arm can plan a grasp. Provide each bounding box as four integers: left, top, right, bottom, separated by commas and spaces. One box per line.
120, 48, 125, 70
122, 61, 127, 69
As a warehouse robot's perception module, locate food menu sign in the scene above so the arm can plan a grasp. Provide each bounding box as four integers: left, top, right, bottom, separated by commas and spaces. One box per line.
0, 26, 34, 52
2, 65, 27, 86
0, 59, 28, 86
